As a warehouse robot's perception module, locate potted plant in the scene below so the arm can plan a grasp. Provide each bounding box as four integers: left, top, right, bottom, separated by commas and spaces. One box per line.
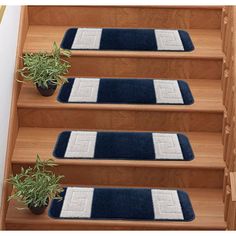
18, 42, 71, 96
8, 155, 64, 215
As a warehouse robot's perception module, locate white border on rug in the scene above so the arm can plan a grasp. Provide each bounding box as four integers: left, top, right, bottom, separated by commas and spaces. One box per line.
68, 78, 100, 102
71, 28, 102, 49
65, 131, 97, 158
152, 133, 184, 160
60, 187, 94, 218
154, 80, 184, 104
154, 30, 184, 51
151, 189, 184, 220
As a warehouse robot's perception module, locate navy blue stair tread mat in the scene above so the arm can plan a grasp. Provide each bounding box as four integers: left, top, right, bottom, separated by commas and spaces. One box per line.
53, 131, 194, 161
61, 28, 194, 52
57, 78, 194, 105
49, 187, 195, 221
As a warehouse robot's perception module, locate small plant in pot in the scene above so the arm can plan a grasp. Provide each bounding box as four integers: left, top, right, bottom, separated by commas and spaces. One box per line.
18, 42, 71, 97
8, 155, 64, 215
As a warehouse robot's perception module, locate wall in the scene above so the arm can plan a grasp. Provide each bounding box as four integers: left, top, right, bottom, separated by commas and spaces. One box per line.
0, 6, 21, 206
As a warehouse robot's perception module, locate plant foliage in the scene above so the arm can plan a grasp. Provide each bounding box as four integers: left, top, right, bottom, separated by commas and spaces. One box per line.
18, 42, 71, 88
8, 155, 64, 208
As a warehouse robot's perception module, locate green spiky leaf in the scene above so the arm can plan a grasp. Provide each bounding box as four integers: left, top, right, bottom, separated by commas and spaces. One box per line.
17, 42, 71, 88
7, 155, 64, 208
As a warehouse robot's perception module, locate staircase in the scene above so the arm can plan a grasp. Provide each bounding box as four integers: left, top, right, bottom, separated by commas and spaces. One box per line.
5, 6, 226, 230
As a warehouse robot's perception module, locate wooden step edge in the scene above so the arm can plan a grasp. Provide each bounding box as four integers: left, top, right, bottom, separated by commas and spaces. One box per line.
17, 102, 224, 113
11, 158, 225, 170
66, 51, 224, 60
23, 49, 224, 60
28, 5, 223, 10
5, 216, 226, 230
133, 5, 223, 10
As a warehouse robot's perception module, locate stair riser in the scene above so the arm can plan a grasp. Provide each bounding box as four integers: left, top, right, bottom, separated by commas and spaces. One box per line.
12, 164, 223, 188
28, 6, 222, 29
5, 222, 225, 230
66, 56, 222, 80
18, 108, 223, 132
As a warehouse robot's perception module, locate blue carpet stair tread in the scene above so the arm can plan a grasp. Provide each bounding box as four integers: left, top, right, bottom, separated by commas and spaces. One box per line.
49, 187, 195, 221
57, 78, 194, 105
53, 131, 194, 161
61, 28, 194, 52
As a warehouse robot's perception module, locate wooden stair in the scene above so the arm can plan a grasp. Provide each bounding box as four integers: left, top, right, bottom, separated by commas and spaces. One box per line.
6, 188, 225, 230
12, 127, 224, 188
5, 5, 226, 230
18, 79, 223, 131
24, 26, 223, 79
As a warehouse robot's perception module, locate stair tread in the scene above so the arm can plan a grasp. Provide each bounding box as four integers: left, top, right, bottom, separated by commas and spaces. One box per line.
5, 188, 226, 230
24, 26, 223, 59
12, 127, 224, 169
17, 79, 223, 113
